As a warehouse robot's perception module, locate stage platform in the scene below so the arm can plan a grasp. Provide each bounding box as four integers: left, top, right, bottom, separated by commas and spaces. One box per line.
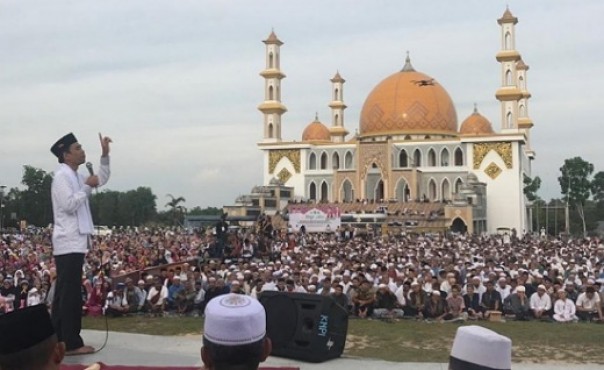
62, 330, 603, 370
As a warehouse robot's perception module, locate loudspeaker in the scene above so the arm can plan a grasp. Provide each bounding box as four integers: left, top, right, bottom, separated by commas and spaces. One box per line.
259, 291, 349, 363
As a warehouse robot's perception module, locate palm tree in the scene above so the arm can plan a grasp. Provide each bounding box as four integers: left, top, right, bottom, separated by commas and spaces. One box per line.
166, 194, 186, 226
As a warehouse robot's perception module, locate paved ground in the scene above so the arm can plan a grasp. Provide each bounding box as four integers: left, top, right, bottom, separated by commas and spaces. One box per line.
62, 330, 604, 370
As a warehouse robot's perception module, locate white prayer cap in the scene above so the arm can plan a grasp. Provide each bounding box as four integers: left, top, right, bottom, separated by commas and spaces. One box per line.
516, 285, 526, 292
450, 326, 511, 370
203, 294, 266, 346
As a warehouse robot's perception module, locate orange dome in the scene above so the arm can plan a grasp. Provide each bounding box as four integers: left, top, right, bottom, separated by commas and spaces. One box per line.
302, 117, 331, 142
460, 106, 494, 135
359, 58, 458, 137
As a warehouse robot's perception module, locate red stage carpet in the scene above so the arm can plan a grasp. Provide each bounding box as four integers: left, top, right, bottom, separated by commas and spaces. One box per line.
62, 364, 298, 370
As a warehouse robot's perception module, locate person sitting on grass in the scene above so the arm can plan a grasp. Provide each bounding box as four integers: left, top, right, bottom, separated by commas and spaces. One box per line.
462, 284, 482, 320
445, 285, 466, 321
480, 280, 502, 318
505, 285, 531, 321
147, 276, 168, 317
373, 284, 404, 320
575, 286, 603, 322
530, 284, 552, 320
424, 290, 448, 322
351, 280, 375, 318
553, 290, 578, 323
407, 281, 426, 319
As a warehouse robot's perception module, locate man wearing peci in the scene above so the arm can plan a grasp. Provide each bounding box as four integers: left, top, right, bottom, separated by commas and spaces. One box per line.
50, 132, 112, 356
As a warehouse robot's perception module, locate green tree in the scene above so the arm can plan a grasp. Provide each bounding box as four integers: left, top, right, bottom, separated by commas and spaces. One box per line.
91, 187, 157, 226
523, 174, 541, 202
188, 206, 222, 216
592, 171, 604, 203
20, 166, 53, 227
559, 157, 594, 237
166, 194, 186, 226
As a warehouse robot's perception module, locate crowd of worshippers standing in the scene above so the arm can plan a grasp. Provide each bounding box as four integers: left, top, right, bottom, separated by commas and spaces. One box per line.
1, 224, 603, 323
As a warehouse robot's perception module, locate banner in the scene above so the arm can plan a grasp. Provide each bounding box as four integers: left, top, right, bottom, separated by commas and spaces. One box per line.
288, 205, 341, 233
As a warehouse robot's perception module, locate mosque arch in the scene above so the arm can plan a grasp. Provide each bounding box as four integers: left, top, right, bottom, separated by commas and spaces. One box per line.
428, 178, 438, 201
519, 104, 526, 117
451, 217, 468, 233
395, 178, 410, 202
309, 182, 317, 201
269, 52, 274, 68
404, 135, 412, 140
427, 148, 437, 167
454, 177, 464, 194
506, 112, 513, 128
440, 147, 450, 167
332, 152, 340, 170
320, 181, 329, 202
320, 152, 328, 170
268, 85, 274, 100
454, 147, 463, 166
413, 148, 422, 167
334, 88, 339, 101
335, 113, 339, 125
441, 178, 451, 202
399, 149, 409, 168
341, 179, 354, 203
519, 76, 525, 90
344, 151, 354, 169
506, 69, 512, 86
504, 32, 511, 50
309, 152, 317, 170
375, 179, 384, 202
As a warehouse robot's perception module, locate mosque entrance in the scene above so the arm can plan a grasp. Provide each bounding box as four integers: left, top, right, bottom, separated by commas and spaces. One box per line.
364, 163, 383, 201
451, 217, 467, 233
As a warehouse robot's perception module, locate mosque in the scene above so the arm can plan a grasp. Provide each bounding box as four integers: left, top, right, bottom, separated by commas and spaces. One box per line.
247, 8, 534, 234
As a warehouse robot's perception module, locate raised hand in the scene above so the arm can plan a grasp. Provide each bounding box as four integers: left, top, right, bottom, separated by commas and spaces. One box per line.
99, 132, 112, 157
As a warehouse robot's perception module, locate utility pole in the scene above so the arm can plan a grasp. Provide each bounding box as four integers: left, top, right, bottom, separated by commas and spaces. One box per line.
565, 174, 570, 236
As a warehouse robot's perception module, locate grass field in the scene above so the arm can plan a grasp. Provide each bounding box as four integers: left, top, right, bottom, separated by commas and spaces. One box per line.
82, 316, 604, 364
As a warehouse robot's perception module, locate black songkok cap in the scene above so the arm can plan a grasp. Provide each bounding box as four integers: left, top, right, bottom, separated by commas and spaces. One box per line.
0, 304, 55, 355
50, 132, 78, 162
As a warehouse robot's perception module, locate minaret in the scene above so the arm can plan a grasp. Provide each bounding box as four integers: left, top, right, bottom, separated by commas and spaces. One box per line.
516, 58, 535, 157
258, 30, 287, 142
495, 7, 522, 131
328, 71, 348, 142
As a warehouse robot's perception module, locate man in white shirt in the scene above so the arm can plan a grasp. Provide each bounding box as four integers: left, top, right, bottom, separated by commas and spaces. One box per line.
50, 132, 111, 356
529, 284, 551, 319
147, 277, 169, 315
553, 290, 577, 322
576, 287, 603, 321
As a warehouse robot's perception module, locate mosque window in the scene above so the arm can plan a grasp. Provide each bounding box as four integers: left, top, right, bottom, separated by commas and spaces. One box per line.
454, 148, 463, 166
504, 32, 512, 50
269, 85, 274, 100
428, 179, 438, 201
320, 181, 329, 202
519, 76, 525, 90
413, 149, 422, 167
335, 113, 339, 125
344, 151, 353, 169
455, 178, 463, 194
320, 152, 328, 170
309, 153, 317, 170
269, 52, 274, 68
506, 112, 513, 128
428, 149, 436, 167
309, 182, 317, 201
268, 123, 274, 138
441, 148, 450, 166
334, 88, 339, 101
505, 70, 513, 86
519, 104, 526, 117
441, 178, 451, 201
332, 152, 340, 170
404, 135, 411, 140
399, 150, 408, 168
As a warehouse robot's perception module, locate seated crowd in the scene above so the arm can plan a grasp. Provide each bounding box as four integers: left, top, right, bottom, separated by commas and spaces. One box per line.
1, 224, 603, 324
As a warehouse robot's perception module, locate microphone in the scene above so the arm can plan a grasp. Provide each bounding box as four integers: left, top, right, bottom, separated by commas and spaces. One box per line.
86, 162, 94, 176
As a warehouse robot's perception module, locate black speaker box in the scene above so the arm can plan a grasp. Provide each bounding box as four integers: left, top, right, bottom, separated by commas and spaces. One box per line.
259, 291, 349, 363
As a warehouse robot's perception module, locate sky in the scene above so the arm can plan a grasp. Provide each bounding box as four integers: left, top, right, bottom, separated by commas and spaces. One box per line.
1, 0, 603, 210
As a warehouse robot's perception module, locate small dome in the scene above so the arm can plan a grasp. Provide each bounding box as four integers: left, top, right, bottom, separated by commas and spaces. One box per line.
460, 106, 494, 136
302, 115, 331, 142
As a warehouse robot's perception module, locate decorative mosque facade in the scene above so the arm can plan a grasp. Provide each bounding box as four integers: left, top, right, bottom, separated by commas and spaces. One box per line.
256, 8, 535, 234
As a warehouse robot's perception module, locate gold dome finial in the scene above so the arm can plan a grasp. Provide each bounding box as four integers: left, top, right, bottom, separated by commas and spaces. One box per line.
473, 103, 478, 114
315, 112, 319, 121
402, 51, 415, 72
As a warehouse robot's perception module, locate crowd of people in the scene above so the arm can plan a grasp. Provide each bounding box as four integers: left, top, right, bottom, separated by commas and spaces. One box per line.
1, 223, 603, 323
